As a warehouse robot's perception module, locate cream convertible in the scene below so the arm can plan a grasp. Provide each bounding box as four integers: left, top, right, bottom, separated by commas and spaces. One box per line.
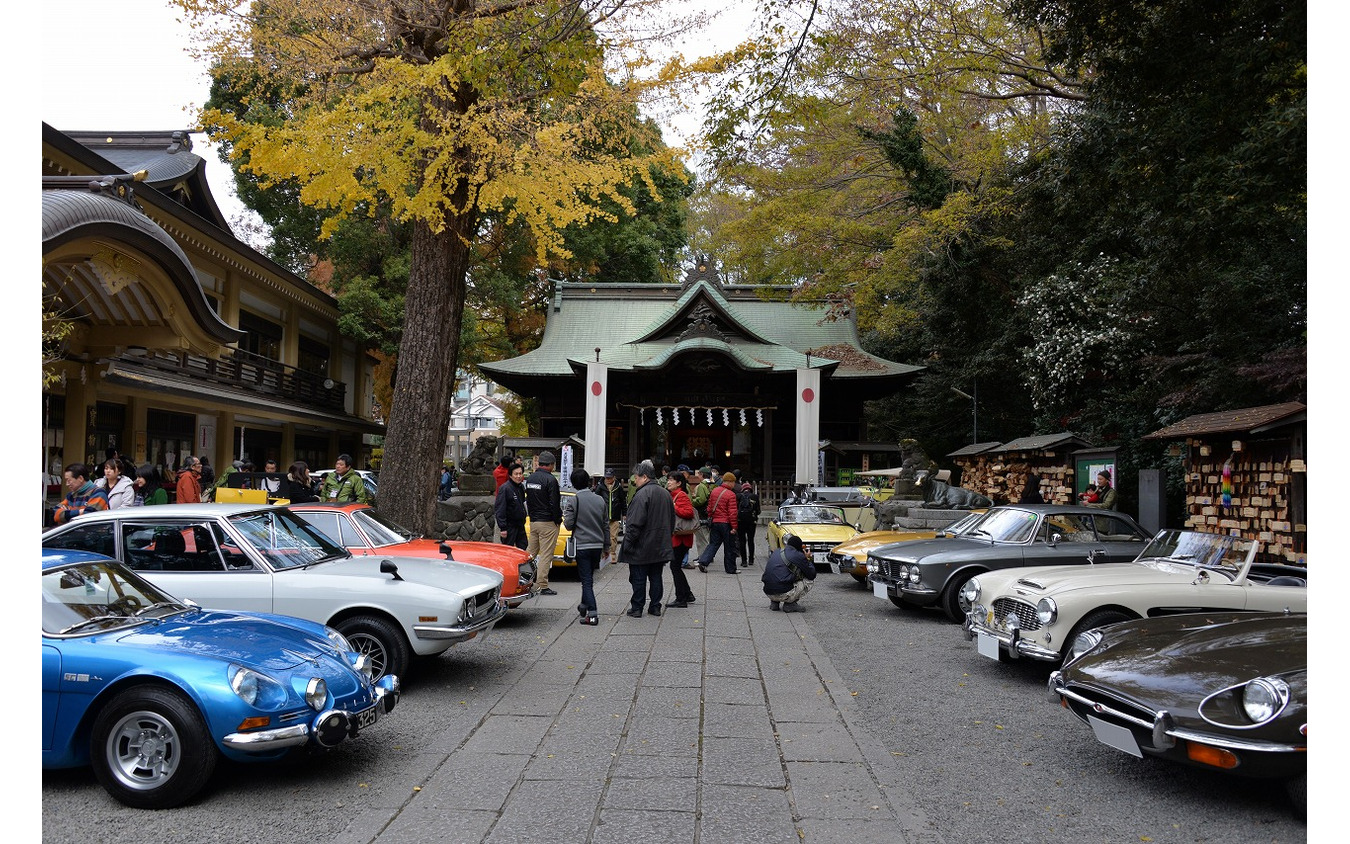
961, 529, 1307, 664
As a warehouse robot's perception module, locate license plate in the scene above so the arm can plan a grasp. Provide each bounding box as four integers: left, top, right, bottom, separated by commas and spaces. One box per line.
873, 581, 887, 599
976, 632, 1002, 660
814, 552, 828, 565
1087, 714, 1143, 758
355, 705, 378, 730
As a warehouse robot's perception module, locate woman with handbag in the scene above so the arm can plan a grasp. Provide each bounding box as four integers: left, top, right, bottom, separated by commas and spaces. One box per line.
666, 470, 698, 608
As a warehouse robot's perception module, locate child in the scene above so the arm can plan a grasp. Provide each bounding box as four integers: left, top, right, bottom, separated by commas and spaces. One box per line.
1078, 484, 1099, 504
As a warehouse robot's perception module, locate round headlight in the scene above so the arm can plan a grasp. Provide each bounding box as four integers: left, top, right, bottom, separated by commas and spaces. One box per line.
1065, 630, 1103, 664
908, 566, 921, 584
961, 578, 981, 604
352, 653, 375, 683
229, 665, 287, 708
305, 677, 329, 711
1002, 613, 1020, 633
326, 626, 354, 652
1036, 598, 1058, 625
1242, 678, 1289, 724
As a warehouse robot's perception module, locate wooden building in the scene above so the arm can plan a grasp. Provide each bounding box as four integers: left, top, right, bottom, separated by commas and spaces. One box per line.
948, 435, 1109, 505
1143, 402, 1306, 564
42, 124, 383, 501
479, 261, 922, 480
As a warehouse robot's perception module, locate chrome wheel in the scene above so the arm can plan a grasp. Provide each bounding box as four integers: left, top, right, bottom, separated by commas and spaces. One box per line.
104, 709, 182, 791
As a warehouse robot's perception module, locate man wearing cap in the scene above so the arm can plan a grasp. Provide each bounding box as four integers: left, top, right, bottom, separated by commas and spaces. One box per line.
620, 459, 672, 617
524, 451, 563, 595
762, 534, 816, 612
695, 472, 740, 574
596, 468, 626, 564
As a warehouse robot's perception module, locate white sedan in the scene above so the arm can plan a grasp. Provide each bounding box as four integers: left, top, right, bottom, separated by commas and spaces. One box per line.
960, 528, 1307, 664
41, 504, 505, 680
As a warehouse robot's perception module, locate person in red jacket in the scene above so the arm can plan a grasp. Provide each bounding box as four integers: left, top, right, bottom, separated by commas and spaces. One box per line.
665, 471, 698, 607
175, 456, 203, 503
695, 472, 739, 574
493, 455, 511, 493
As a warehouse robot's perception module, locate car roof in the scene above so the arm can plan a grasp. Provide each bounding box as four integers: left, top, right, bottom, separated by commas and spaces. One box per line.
42, 549, 116, 569
44, 503, 284, 523
286, 501, 368, 511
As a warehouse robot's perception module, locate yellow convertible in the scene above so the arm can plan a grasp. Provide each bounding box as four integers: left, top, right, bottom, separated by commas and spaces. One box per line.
766, 504, 862, 569
826, 510, 988, 582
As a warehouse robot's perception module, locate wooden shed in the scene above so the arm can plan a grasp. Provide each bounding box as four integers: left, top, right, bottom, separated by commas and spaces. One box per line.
1144, 402, 1306, 564
948, 435, 1095, 504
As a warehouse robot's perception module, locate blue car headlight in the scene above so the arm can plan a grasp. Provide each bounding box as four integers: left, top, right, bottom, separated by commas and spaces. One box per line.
304, 678, 329, 711
325, 626, 354, 652
229, 665, 288, 709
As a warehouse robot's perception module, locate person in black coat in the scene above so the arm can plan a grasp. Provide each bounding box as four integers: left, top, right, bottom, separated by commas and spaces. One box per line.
524, 451, 563, 595
621, 459, 673, 617
762, 534, 816, 612
494, 463, 528, 550
280, 461, 319, 503
1018, 473, 1044, 504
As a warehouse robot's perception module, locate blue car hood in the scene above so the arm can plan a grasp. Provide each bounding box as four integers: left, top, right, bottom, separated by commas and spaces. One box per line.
112, 610, 336, 671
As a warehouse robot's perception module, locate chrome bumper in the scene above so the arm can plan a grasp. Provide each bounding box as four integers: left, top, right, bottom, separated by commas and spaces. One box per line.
963, 617, 1061, 662
222, 674, 401, 752
413, 598, 508, 641
504, 586, 536, 608
1049, 673, 1306, 754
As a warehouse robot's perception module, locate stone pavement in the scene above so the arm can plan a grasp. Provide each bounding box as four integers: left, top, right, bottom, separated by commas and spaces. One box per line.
336, 550, 946, 844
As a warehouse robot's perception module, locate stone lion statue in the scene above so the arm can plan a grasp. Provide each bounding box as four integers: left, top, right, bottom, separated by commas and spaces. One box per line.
460, 435, 499, 475
919, 476, 993, 510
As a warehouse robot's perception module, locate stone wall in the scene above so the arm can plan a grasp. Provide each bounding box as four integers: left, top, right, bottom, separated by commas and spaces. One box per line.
875, 498, 978, 531
435, 496, 497, 543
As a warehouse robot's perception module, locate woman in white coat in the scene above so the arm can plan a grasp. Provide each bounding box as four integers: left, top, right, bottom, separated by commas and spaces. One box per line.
97, 458, 136, 509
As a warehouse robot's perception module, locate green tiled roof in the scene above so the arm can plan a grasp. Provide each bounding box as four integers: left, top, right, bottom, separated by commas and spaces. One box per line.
481, 280, 920, 381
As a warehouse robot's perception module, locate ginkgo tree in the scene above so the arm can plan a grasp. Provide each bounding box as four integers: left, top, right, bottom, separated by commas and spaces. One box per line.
173, 0, 725, 533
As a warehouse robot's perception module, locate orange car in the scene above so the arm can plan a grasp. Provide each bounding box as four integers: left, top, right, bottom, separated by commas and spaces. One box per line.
287, 502, 537, 608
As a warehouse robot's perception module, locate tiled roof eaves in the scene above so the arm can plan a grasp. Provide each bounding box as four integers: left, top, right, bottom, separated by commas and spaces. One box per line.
948, 442, 1003, 457
1143, 402, 1307, 440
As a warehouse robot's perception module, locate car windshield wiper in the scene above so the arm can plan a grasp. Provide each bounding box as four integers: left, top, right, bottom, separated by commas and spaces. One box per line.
132, 601, 192, 618
59, 615, 140, 635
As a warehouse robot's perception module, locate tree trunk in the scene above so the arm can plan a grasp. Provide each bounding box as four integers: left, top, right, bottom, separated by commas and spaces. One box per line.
376, 214, 476, 536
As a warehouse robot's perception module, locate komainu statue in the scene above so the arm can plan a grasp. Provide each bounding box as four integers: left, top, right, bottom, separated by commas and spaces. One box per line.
920, 476, 993, 510
461, 435, 499, 476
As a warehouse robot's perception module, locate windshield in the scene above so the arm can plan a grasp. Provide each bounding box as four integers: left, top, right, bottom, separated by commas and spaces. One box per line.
969, 508, 1039, 543
1138, 529, 1255, 572
43, 560, 184, 635
228, 510, 349, 570
943, 511, 988, 536
780, 506, 848, 525
351, 507, 415, 545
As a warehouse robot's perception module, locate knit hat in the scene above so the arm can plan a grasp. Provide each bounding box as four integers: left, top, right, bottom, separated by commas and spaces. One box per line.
537, 451, 555, 466
784, 534, 804, 551
722, 472, 736, 484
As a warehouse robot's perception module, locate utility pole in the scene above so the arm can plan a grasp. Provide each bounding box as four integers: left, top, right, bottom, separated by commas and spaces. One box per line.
951, 385, 977, 443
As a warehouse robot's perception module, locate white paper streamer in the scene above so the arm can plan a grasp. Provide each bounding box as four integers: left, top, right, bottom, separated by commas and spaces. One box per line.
673, 406, 680, 425
722, 408, 729, 426
740, 408, 747, 426
756, 409, 763, 426
706, 408, 713, 426
656, 407, 663, 425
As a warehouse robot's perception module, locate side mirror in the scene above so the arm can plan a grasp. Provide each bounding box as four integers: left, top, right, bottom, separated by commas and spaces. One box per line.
438, 541, 455, 560
1048, 533, 1061, 547
379, 559, 404, 581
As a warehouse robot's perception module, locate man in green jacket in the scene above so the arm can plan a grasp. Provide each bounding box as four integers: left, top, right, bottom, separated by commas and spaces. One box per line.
689, 466, 715, 561
321, 454, 370, 504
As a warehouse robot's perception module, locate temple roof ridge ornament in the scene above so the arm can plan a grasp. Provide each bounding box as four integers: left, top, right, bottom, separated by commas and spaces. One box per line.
682, 254, 721, 289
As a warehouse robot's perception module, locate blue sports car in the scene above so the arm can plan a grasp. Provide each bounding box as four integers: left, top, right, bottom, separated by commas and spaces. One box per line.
42, 550, 400, 809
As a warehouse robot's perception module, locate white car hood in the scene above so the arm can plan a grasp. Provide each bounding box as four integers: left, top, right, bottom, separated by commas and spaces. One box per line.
317, 554, 502, 594
997, 560, 1207, 594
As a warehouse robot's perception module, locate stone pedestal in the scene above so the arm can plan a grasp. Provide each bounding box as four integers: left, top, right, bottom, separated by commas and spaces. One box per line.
456, 473, 495, 496
436, 496, 497, 542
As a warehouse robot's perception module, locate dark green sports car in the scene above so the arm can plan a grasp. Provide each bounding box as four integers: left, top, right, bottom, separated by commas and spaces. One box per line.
1050, 611, 1307, 815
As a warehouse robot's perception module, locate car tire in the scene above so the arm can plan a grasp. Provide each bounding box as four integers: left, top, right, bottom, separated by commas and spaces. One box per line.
1065, 609, 1136, 653
941, 571, 981, 623
335, 615, 409, 681
90, 685, 217, 809
850, 572, 868, 585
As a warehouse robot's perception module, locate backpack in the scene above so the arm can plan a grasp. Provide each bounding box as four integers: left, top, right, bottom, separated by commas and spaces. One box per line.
736, 488, 758, 524
691, 481, 711, 517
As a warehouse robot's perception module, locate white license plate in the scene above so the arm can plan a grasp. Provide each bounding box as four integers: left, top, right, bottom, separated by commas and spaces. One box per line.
976, 632, 1001, 660
873, 581, 887, 599
355, 705, 378, 730
814, 552, 829, 565
1087, 714, 1143, 758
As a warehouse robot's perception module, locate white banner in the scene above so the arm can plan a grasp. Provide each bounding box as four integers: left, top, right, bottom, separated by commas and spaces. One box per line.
796, 368, 821, 487
584, 361, 608, 478
560, 444, 574, 490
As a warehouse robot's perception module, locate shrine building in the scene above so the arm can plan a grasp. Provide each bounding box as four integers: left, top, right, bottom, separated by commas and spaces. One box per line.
480, 260, 923, 482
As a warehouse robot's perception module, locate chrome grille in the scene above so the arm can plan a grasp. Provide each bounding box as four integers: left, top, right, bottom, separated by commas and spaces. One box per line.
868, 553, 904, 580
1062, 683, 1155, 729
991, 597, 1042, 632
